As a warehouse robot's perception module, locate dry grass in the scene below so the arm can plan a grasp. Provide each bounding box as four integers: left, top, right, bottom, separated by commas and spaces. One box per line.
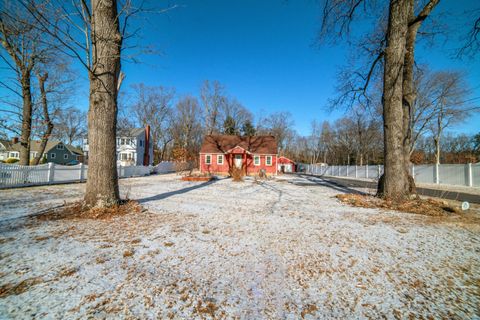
35, 200, 143, 221
336, 193, 461, 216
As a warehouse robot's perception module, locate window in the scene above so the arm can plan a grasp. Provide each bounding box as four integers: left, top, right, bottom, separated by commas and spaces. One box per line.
139, 140, 143, 147
9, 152, 19, 158
254, 155, 260, 166
205, 154, 212, 165
266, 156, 272, 166
217, 154, 224, 165
121, 138, 126, 145
56, 144, 64, 150
64, 154, 68, 159
120, 153, 133, 161
51, 153, 56, 159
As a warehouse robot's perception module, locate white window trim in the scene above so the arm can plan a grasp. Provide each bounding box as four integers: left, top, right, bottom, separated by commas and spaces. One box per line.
254, 155, 260, 166
266, 155, 273, 166
205, 154, 212, 165
51, 153, 56, 159
217, 154, 224, 165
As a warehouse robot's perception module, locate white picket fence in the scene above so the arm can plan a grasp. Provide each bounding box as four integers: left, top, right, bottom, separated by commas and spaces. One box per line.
303, 163, 479, 188
0, 161, 176, 189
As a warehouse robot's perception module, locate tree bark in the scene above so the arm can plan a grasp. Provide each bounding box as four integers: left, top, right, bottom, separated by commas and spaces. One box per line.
32, 72, 54, 166
379, 0, 410, 200
84, 0, 122, 207
401, 0, 439, 194
19, 71, 33, 165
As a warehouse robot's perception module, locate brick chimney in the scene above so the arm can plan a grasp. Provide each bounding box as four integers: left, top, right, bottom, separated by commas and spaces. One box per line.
12, 137, 19, 144
143, 125, 150, 166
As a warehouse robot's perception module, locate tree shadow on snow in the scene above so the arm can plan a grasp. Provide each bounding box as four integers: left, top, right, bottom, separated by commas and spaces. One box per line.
296, 174, 367, 195
137, 179, 218, 204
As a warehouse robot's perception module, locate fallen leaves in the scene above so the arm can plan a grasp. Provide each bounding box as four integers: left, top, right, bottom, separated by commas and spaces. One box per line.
0, 277, 44, 298
336, 193, 460, 216
35, 200, 144, 221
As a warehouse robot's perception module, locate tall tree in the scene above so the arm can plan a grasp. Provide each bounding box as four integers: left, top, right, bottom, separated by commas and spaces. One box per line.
83, 0, 123, 207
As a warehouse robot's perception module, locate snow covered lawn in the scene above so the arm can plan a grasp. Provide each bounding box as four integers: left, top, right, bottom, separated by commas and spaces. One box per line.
0, 174, 479, 319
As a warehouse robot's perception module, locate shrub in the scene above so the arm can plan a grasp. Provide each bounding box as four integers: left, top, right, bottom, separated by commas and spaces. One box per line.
4, 158, 19, 164
230, 166, 244, 182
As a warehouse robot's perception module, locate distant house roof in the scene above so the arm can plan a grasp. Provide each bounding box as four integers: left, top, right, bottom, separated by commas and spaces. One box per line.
200, 135, 278, 154
117, 127, 145, 137
9, 140, 83, 155
0, 139, 13, 150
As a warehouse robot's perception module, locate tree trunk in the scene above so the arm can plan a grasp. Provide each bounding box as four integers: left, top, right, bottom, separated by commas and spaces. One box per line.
84, 0, 122, 207
33, 73, 54, 166
19, 72, 33, 165
378, 0, 410, 200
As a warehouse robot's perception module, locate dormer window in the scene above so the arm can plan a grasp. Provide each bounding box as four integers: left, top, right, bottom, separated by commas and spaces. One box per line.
57, 144, 64, 150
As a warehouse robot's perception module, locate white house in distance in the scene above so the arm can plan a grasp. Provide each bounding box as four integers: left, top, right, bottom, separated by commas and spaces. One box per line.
82, 126, 154, 166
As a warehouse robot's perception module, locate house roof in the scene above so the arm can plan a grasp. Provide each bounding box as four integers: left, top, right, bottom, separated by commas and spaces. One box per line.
278, 156, 295, 163
200, 135, 278, 154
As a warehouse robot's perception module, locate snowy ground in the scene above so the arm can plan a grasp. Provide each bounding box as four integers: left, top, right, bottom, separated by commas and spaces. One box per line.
0, 173, 479, 319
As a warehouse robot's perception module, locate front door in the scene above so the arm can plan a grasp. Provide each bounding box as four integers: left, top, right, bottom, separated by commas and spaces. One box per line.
234, 154, 243, 168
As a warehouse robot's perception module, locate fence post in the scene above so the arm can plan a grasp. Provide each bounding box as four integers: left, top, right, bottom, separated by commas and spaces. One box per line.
355, 165, 357, 178
48, 162, 55, 183
365, 165, 368, 179
435, 163, 440, 184
79, 163, 85, 182
467, 163, 473, 187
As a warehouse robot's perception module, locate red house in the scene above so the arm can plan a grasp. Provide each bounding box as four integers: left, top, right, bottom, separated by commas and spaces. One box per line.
277, 156, 296, 173
199, 135, 278, 176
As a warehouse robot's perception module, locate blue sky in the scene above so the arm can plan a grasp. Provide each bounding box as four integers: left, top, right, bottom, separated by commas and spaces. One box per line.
3, 0, 479, 136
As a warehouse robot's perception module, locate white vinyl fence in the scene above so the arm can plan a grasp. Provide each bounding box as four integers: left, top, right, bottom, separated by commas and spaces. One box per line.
303, 163, 479, 188
0, 161, 176, 189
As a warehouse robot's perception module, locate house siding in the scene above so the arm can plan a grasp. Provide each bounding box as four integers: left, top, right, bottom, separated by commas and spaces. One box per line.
200, 153, 278, 176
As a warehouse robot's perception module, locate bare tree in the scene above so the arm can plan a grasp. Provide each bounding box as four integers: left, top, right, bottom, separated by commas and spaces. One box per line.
319, 0, 441, 200
129, 83, 174, 162
53, 106, 87, 146
31, 71, 54, 165
201, 80, 226, 135
258, 111, 294, 154
0, 1, 53, 165
171, 96, 204, 162
425, 72, 476, 164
